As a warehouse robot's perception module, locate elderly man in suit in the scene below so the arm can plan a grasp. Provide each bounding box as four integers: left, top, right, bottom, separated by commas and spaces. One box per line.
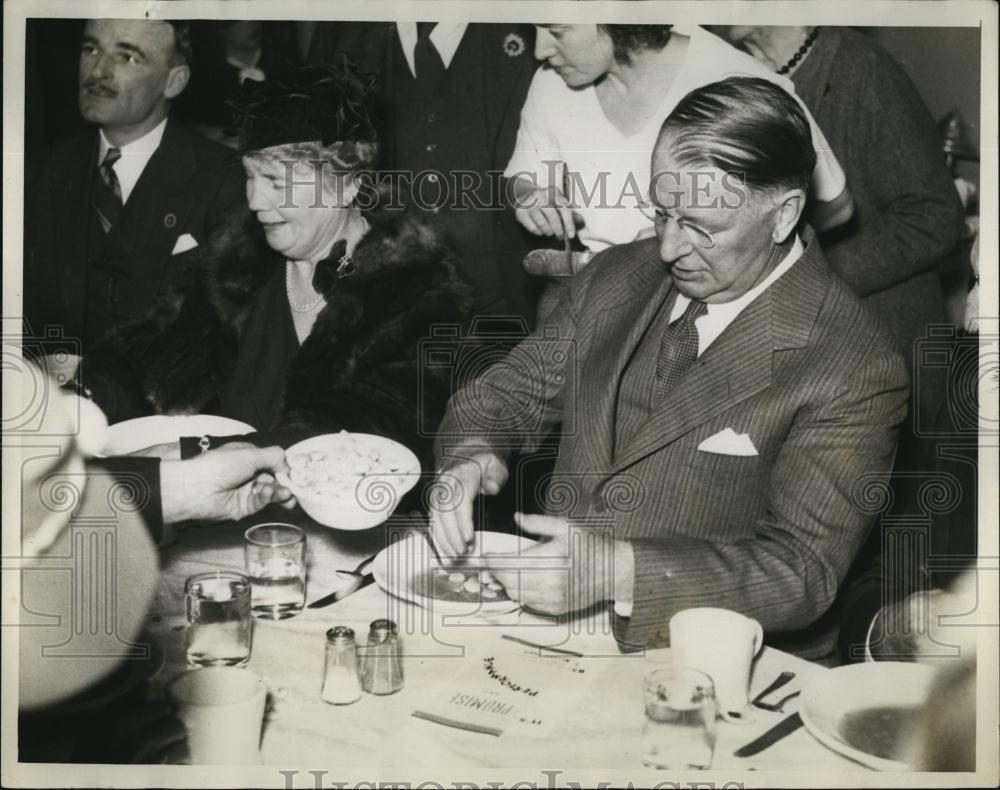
431, 77, 909, 660
308, 21, 541, 325
24, 18, 244, 354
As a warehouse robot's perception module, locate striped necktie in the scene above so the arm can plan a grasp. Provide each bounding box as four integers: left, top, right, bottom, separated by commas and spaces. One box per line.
655, 298, 708, 396
93, 146, 123, 232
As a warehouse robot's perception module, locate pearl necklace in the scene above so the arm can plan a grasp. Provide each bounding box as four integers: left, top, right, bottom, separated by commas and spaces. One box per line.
286, 263, 327, 313
285, 217, 369, 313
777, 27, 820, 75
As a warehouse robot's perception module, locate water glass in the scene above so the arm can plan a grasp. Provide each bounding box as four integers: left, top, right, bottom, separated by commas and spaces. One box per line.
185, 571, 253, 668
642, 667, 717, 770
244, 523, 306, 619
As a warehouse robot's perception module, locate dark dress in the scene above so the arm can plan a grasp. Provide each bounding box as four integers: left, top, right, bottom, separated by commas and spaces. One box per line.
217, 267, 299, 431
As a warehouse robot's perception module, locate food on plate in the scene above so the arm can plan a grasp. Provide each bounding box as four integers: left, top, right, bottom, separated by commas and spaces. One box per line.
414, 567, 510, 604
286, 431, 414, 498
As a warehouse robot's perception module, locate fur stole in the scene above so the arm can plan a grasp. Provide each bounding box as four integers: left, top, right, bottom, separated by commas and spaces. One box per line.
91, 193, 475, 448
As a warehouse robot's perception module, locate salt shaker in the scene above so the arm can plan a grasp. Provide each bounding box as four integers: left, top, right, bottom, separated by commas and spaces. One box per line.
321, 626, 362, 705
360, 619, 404, 695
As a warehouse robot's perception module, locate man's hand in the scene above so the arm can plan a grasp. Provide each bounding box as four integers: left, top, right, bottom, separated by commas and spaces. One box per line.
484, 513, 634, 616
159, 445, 294, 524
512, 178, 580, 240
430, 452, 508, 558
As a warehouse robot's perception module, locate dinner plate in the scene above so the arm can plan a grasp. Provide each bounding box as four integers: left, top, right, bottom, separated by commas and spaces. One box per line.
371, 530, 537, 615
102, 414, 255, 456
800, 661, 936, 771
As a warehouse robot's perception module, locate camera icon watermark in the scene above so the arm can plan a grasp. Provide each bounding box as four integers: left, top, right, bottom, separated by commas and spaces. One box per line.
4, 319, 83, 437
419, 317, 578, 440
912, 324, 998, 440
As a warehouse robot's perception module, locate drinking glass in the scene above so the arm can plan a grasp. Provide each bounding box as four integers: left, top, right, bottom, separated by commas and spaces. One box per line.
641, 666, 717, 770
244, 523, 306, 619
185, 571, 252, 667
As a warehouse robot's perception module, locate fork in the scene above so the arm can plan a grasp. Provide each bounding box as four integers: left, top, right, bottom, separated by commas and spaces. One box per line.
335, 551, 379, 580
754, 690, 801, 713
751, 670, 801, 713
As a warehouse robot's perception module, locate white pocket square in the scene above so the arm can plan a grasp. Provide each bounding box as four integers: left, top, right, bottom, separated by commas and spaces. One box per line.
697, 428, 758, 456
171, 233, 198, 255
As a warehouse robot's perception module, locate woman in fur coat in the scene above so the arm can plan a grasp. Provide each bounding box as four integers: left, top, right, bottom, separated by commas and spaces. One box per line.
79, 63, 475, 468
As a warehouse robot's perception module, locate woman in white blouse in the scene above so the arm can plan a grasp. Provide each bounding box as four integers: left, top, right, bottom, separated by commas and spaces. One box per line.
506, 24, 852, 279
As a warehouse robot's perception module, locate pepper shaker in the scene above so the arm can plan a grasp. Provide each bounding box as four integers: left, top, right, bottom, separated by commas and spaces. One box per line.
321, 626, 362, 705
360, 619, 404, 695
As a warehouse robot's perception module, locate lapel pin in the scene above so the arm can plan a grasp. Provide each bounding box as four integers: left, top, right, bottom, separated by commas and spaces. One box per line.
163, 213, 177, 228
503, 32, 526, 58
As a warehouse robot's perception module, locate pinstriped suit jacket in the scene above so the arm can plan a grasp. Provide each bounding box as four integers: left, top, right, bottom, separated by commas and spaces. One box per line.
437, 229, 908, 656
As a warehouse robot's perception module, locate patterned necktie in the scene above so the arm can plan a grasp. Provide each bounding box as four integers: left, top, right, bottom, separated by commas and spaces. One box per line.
93, 147, 123, 232
655, 298, 708, 396
414, 22, 446, 84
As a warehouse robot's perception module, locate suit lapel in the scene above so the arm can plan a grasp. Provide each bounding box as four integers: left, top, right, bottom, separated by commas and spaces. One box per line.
608, 294, 775, 477
480, 24, 536, 164
64, 132, 100, 334
605, 233, 829, 478
573, 247, 671, 473
111, 120, 195, 293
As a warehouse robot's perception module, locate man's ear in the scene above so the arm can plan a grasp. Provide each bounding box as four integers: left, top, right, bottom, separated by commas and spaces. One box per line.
164, 65, 191, 100
771, 188, 806, 244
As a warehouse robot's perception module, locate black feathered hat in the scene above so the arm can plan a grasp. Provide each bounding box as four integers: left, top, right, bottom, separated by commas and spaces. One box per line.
228, 58, 378, 161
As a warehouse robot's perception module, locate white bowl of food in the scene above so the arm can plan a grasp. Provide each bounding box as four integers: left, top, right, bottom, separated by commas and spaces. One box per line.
276, 432, 421, 530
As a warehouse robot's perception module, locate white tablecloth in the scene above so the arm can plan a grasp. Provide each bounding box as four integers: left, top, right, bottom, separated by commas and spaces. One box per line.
146, 514, 866, 777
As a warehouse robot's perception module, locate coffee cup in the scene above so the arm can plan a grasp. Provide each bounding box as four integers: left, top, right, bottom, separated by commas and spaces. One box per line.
168, 667, 267, 763
669, 607, 763, 724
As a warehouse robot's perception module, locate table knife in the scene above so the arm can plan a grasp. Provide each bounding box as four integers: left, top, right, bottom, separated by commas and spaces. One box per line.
733, 713, 804, 758
307, 573, 375, 609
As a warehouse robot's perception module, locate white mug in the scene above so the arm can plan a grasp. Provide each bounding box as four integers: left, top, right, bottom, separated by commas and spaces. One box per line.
168, 667, 267, 764
669, 607, 764, 724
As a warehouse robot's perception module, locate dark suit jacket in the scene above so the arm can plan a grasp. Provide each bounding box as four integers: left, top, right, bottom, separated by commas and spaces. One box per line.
24, 118, 245, 351
438, 229, 909, 657
308, 22, 541, 323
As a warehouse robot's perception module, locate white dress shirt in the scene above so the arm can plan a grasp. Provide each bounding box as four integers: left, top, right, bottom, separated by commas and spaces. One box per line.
395, 22, 468, 77
98, 117, 168, 204
670, 234, 806, 355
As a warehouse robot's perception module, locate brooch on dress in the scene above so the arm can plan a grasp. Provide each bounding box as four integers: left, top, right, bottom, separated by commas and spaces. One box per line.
336, 252, 356, 279
503, 33, 526, 58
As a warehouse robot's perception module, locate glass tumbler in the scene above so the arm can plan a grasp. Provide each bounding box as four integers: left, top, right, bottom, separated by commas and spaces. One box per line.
185, 571, 253, 668
641, 666, 717, 770
244, 523, 306, 619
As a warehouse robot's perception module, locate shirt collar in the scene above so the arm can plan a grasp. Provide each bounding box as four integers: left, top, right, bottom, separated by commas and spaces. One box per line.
396, 22, 468, 77
670, 234, 805, 343
98, 116, 168, 204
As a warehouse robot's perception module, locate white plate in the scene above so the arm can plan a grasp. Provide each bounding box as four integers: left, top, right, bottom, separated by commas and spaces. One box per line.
103, 414, 255, 456
800, 661, 936, 771
371, 531, 536, 615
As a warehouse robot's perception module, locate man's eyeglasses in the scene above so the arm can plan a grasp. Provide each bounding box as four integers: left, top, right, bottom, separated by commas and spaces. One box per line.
639, 205, 716, 249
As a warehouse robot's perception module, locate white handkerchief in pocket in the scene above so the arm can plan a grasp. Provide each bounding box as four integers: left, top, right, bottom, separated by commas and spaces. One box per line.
697, 428, 758, 456
171, 233, 198, 255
